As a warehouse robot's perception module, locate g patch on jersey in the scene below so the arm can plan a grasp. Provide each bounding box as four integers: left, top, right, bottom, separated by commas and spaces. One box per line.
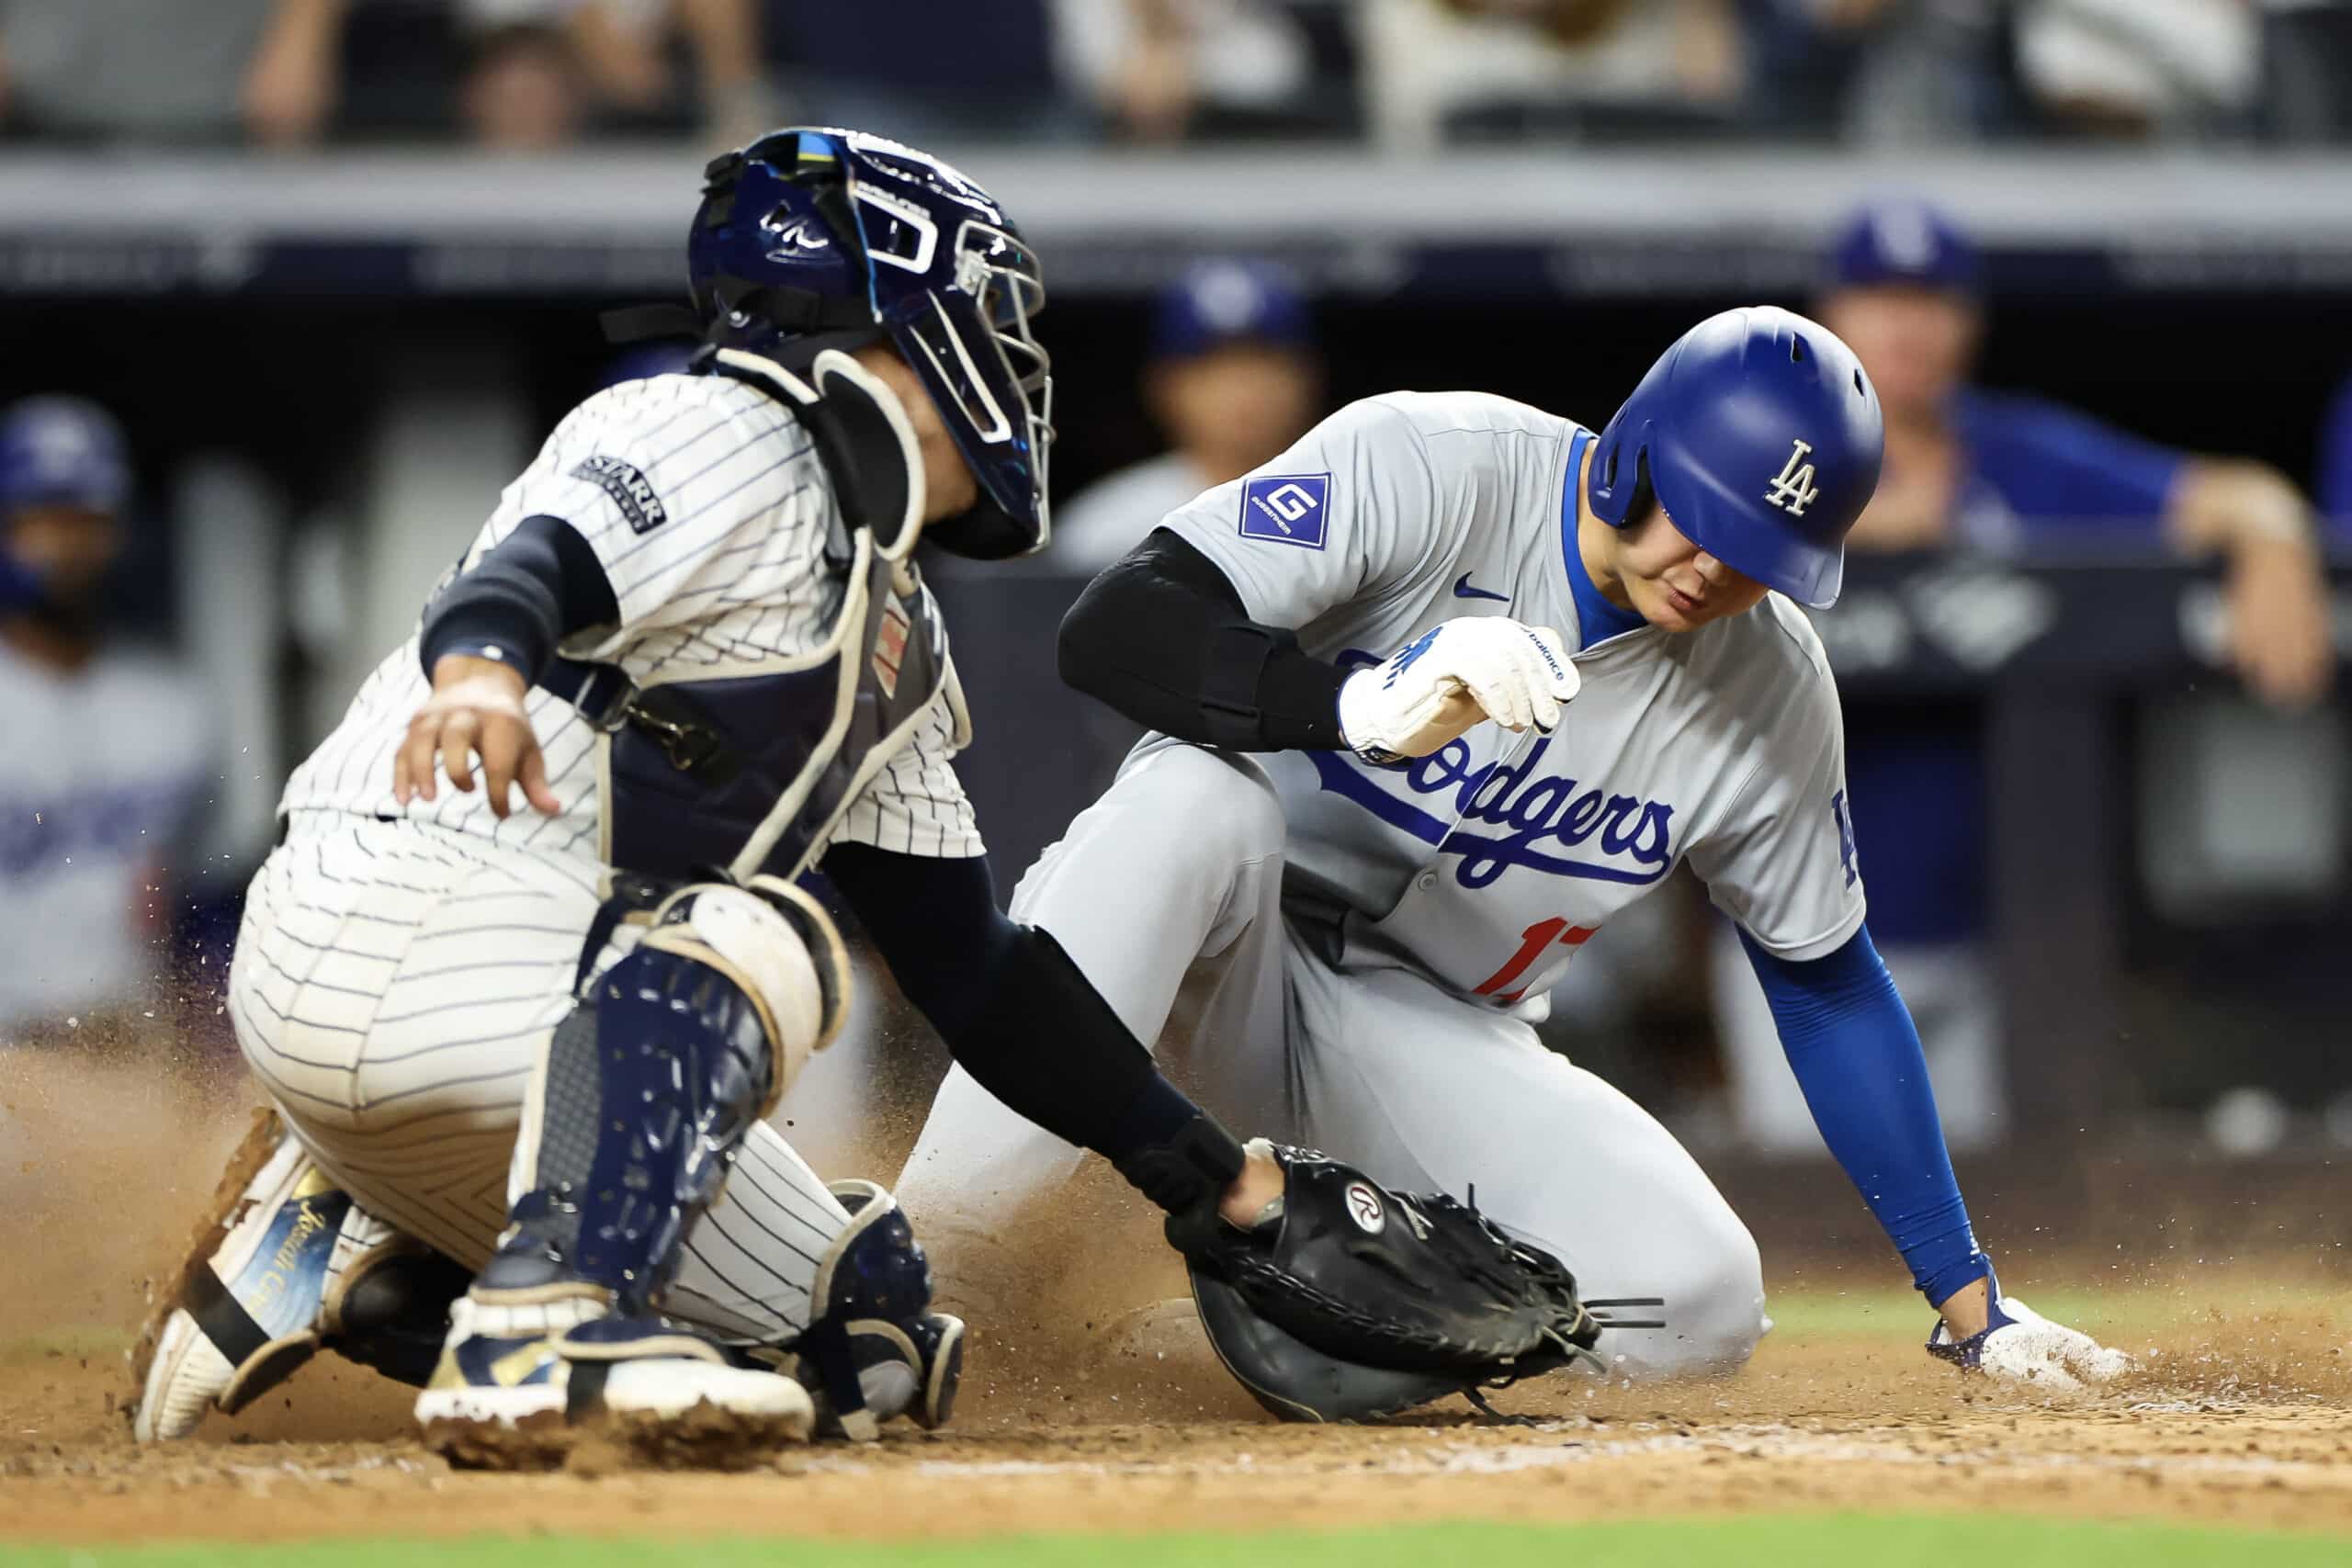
1238, 472, 1330, 549
571, 455, 670, 536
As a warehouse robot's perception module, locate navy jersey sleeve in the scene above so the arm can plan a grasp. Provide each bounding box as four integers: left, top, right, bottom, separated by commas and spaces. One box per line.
1959, 391, 2188, 535
2317, 375, 2352, 540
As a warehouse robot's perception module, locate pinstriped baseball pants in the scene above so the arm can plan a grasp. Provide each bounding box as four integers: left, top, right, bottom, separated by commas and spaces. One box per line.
228, 812, 848, 1343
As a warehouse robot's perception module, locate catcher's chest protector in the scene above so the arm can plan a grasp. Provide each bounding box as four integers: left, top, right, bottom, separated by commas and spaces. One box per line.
550, 350, 959, 887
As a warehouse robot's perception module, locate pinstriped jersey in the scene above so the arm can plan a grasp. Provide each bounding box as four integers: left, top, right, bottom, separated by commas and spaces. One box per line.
280, 372, 982, 866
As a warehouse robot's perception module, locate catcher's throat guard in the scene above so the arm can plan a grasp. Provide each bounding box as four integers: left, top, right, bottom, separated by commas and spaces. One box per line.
1179, 1146, 1603, 1423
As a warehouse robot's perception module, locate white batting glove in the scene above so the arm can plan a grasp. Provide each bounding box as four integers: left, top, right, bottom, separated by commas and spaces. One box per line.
1927, 1294, 2132, 1393
1337, 616, 1579, 763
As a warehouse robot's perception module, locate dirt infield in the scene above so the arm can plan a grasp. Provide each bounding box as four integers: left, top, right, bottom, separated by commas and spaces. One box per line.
5, 1051, 2348, 1547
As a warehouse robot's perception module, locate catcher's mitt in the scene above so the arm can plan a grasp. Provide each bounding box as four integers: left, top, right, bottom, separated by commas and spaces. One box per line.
1172, 1142, 1604, 1422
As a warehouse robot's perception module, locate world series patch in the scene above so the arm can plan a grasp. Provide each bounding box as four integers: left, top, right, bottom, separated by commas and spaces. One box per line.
1238, 472, 1330, 549
571, 455, 669, 536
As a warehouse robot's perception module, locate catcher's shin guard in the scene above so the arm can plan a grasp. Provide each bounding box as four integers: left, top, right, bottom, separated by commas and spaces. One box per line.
782, 1180, 964, 1441
421, 884, 844, 1465
484, 881, 846, 1314
133, 1111, 467, 1441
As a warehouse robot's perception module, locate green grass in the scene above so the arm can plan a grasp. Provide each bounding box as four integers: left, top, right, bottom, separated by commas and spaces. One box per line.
6, 1517, 2346, 1568
1762, 1281, 2351, 1340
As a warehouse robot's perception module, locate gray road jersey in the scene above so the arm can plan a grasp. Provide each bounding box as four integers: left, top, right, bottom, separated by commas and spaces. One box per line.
1160, 391, 1866, 1006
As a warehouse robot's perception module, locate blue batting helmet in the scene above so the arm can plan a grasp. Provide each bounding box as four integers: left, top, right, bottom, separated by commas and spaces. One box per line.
1586, 306, 1882, 610
684, 128, 1051, 559
0, 396, 130, 517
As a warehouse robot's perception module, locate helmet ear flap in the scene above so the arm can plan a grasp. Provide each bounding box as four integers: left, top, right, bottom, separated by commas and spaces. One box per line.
1623, 449, 1655, 531
1591, 430, 1654, 532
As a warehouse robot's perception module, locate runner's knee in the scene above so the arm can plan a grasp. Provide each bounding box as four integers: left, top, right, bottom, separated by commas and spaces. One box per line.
1613, 1217, 1766, 1378
1132, 746, 1286, 868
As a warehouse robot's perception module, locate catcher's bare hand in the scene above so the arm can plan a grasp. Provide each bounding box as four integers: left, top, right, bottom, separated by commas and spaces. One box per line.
391, 655, 560, 818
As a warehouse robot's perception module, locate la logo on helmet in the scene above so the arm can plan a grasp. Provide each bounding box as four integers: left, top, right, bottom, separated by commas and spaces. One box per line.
1764, 438, 1820, 517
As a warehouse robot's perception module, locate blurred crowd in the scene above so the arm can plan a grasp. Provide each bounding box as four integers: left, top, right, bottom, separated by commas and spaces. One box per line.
3, 0, 2352, 152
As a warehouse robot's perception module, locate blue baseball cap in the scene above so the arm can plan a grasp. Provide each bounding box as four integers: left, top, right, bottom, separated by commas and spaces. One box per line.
1150, 260, 1315, 361
1826, 200, 1981, 295
0, 396, 130, 515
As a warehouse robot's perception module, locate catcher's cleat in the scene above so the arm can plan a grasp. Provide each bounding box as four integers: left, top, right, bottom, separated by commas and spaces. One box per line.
415, 1295, 814, 1470
132, 1111, 465, 1442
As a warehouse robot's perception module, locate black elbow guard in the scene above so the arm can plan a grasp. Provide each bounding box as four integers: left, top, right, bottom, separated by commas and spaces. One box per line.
1060, 532, 1348, 752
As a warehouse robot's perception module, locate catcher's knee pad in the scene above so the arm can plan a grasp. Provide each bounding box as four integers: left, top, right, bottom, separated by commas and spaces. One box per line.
789, 1180, 963, 1441
491, 881, 849, 1314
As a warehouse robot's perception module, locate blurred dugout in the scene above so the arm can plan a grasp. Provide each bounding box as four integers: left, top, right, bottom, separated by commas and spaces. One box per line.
1713, 201, 2338, 1155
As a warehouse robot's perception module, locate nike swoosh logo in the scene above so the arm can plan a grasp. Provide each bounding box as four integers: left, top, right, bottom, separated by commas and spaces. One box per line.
1453, 573, 1510, 603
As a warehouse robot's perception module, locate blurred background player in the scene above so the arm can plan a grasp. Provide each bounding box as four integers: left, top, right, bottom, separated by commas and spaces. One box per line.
1042, 259, 1324, 577
1711, 199, 2337, 1154
0, 398, 209, 1043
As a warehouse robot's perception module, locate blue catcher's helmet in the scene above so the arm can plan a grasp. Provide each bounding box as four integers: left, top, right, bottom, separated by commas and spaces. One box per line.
0, 396, 130, 518
1586, 306, 1882, 610
684, 128, 1052, 559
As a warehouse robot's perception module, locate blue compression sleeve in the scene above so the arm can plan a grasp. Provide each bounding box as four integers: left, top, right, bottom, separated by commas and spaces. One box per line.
1738, 924, 1992, 1305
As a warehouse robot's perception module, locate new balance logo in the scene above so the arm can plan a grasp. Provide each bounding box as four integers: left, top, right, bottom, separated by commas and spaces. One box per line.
1764, 439, 1820, 517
